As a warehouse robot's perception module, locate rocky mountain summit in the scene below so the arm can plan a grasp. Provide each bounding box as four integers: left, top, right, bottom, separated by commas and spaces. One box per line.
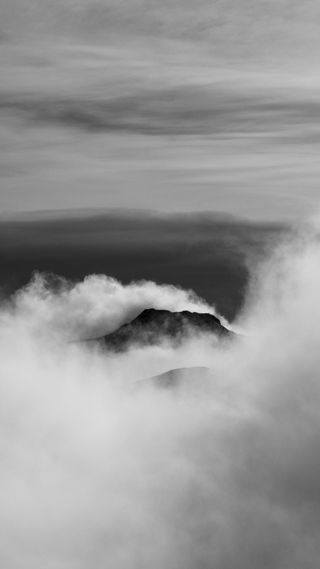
97, 308, 231, 352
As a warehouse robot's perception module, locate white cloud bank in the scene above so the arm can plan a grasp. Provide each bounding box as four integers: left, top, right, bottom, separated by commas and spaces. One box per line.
1, 222, 320, 568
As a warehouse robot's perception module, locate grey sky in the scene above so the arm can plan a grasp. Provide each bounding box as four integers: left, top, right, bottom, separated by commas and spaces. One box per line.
2, 0, 320, 64
1, 1, 320, 220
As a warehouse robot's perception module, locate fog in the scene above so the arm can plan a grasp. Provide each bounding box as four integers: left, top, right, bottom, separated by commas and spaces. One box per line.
1, 222, 320, 567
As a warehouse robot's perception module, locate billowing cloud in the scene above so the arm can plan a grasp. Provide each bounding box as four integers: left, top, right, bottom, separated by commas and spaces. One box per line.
1, 223, 320, 567
6, 272, 220, 340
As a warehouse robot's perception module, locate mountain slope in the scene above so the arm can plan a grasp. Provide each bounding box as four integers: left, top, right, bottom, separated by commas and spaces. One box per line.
98, 308, 230, 351
141, 366, 215, 389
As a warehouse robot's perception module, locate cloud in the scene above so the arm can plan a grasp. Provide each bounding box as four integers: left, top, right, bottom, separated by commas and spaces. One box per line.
7, 272, 220, 341
1, 222, 320, 567
2, 0, 320, 63
0, 212, 283, 321
2, 86, 320, 137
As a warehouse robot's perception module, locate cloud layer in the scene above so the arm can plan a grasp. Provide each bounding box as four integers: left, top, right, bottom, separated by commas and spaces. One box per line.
1, 223, 320, 566
3, 0, 320, 62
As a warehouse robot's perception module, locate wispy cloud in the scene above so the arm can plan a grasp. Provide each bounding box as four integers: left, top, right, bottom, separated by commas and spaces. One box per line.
0, 212, 284, 320
2, 85, 320, 137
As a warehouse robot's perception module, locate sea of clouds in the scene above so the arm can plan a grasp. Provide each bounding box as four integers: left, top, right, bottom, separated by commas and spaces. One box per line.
1, 221, 320, 568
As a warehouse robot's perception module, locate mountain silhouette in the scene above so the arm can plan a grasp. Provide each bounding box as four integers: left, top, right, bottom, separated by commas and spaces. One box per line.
97, 308, 231, 352
140, 366, 215, 390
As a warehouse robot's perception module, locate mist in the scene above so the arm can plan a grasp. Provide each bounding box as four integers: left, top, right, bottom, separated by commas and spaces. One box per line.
1, 221, 320, 567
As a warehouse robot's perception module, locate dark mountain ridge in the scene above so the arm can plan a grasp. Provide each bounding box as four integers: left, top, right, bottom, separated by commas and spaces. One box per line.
98, 307, 231, 352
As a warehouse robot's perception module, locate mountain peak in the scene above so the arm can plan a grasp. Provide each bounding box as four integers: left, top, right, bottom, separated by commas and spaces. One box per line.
97, 307, 230, 351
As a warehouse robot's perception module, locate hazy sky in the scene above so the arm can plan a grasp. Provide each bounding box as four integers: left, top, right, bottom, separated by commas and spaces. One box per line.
1, 0, 320, 220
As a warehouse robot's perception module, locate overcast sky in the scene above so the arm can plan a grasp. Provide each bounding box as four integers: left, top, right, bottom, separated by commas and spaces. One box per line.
1, 0, 320, 220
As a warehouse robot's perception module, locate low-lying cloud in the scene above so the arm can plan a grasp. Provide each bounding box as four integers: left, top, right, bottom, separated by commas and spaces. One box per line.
8, 272, 220, 340
1, 222, 320, 567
